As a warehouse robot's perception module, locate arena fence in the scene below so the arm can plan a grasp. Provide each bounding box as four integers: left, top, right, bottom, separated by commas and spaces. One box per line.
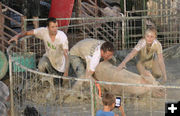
8, 39, 180, 116
24, 16, 180, 50
7, 38, 94, 116
7, 15, 180, 116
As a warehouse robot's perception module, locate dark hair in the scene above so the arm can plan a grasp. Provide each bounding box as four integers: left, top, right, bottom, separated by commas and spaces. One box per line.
24, 106, 41, 116
102, 92, 115, 106
108, 2, 120, 7
101, 41, 114, 53
47, 17, 57, 26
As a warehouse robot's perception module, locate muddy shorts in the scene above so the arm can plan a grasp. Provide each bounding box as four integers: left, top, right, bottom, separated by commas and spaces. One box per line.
38, 56, 64, 85
69, 55, 86, 78
38, 56, 64, 76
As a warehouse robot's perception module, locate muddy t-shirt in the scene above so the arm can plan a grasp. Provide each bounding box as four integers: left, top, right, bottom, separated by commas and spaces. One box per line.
34, 27, 68, 72
134, 39, 162, 63
70, 39, 105, 71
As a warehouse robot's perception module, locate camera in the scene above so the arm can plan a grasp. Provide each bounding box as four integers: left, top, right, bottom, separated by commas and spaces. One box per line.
115, 97, 121, 108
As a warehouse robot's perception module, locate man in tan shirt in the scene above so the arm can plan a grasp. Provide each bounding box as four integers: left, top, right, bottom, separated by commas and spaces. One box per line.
70, 38, 115, 78
118, 27, 167, 82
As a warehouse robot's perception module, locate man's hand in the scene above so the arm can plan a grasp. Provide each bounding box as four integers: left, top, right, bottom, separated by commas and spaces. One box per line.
117, 62, 126, 70
8, 36, 18, 44
63, 71, 68, 77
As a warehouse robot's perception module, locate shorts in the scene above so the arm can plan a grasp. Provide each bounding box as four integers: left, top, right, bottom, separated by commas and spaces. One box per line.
22, 0, 40, 17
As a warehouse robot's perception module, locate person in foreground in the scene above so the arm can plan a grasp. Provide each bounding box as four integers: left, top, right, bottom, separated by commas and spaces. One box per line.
96, 92, 126, 116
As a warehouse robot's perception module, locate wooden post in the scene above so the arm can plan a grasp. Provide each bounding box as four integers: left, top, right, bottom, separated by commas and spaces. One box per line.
21, 16, 26, 51
9, 55, 15, 116
21, 16, 25, 32
95, 0, 98, 17
77, 0, 82, 18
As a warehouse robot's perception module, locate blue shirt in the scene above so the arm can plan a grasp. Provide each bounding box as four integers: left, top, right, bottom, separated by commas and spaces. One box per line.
96, 110, 115, 116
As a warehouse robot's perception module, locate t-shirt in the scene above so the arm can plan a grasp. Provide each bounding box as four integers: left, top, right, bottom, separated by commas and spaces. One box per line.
96, 110, 115, 116
34, 27, 68, 72
70, 39, 104, 72
85, 44, 101, 72
134, 39, 162, 62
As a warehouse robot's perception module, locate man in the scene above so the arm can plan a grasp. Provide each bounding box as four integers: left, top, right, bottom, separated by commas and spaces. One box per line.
118, 27, 167, 82
70, 38, 114, 78
8, 17, 69, 78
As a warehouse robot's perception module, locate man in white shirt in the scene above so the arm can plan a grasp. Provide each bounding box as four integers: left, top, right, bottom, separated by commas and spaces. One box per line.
70, 39, 115, 79
8, 17, 69, 78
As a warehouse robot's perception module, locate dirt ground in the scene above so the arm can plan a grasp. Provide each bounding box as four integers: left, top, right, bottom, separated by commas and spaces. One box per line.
2, 44, 180, 116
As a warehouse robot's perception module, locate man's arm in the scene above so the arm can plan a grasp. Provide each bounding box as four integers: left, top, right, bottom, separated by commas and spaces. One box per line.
8, 30, 34, 44
157, 53, 167, 82
118, 49, 138, 70
63, 49, 69, 77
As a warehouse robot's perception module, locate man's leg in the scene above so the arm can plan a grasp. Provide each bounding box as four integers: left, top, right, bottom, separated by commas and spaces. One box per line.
38, 56, 57, 74
69, 55, 86, 90
38, 56, 65, 88
38, 56, 64, 86
69, 55, 86, 78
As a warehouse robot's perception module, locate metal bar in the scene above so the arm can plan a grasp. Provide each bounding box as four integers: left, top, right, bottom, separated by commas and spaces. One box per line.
96, 80, 180, 89
3, 25, 18, 34
81, 3, 96, 16
8, 55, 15, 116
122, 17, 125, 49
3, 14, 21, 26
90, 80, 94, 116
1, 3, 23, 16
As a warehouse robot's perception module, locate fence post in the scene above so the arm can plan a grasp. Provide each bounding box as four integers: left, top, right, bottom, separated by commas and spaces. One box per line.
122, 16, 125, 49
77, 0, 82, 18
21, 16, 25, 32
21, 16, 26, 51
9, 55, 15, 116
90, 79, 95, 116
23, 17, 27, 51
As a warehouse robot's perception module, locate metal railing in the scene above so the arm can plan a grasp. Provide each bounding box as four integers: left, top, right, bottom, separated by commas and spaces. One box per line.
0, 2, 24, 52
